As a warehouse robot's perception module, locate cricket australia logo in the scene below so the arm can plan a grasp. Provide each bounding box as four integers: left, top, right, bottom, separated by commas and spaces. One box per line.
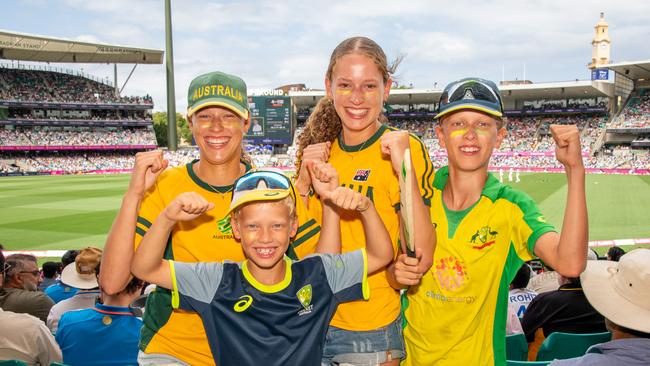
469, 225, 498, 250
296, 284, 313, 316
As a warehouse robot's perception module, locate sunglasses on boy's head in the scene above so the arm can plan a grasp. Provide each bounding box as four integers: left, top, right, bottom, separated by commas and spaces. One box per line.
232, 170, 292, 193
439, 79, 504, 111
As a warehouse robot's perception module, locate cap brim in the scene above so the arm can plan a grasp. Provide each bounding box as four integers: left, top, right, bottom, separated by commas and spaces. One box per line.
60, 263, 98, 290
581, 260, 650, 333
436, 104, 503, 120
226, 189, 291, 216
187, 98, 249, 119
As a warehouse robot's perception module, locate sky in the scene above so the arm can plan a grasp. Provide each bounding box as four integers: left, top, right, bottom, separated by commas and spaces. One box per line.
2, 0, 650, 112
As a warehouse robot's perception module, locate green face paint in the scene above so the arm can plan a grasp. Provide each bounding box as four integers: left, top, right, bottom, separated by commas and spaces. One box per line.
475, 129, 489, 137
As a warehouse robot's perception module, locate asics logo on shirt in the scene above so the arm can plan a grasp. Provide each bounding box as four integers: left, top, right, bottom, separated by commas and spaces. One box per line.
233, 295, 253, 312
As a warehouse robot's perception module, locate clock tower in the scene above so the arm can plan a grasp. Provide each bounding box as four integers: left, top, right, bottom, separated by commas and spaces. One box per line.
589, 12, 611, 69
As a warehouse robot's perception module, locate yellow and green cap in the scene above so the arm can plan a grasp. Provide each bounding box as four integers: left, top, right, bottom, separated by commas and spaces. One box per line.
187, 71, 249, 119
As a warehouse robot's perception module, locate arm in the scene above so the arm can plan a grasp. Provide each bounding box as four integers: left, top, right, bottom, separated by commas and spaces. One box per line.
294, 142, 331, 207
37, 321, 62, 365
131, 192, 214, 289
381, 131, 436, 288
324, 186, 393, 273
533, 125, 588, 277
100, 150, 167, 295
307, 161, 340, 254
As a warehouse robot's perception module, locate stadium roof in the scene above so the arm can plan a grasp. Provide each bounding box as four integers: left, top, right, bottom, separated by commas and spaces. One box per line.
288, 80, 613, 107
0, 30, 163, 64
605, 60, 650, 80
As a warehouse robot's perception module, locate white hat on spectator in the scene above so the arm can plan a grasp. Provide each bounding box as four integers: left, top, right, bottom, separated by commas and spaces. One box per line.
580, 249, 650, 333
60, 247, 102, 289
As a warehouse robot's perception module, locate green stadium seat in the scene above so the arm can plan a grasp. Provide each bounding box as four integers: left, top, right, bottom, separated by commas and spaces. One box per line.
50, 363, 70, 366
535, 331, 611, 361
0, 361, 29, 366
507, 361, 551, 366
506, 333, 528, 361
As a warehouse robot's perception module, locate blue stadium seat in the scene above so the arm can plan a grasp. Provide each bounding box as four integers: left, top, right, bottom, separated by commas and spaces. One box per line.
535, 331, 611, 361
506, 333, 528, 361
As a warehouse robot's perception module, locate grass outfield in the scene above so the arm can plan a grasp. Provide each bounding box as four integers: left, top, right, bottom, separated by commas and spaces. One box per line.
1, 172, 649, 252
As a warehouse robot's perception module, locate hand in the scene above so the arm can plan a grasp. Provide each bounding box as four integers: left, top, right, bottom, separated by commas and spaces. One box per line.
307, 161, 339, 198
550, 124, 584, 169
380, 131, 410, 174
393, 248, 425, 286
163, 192, 215, 223
296, 142, 331, 193
128, 150, 168, 198
324, 187, 370, 212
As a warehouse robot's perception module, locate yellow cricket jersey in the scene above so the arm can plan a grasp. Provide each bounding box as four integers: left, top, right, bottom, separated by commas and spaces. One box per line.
320, 124, 435, 331
134, 160, 320, 365
402, 166, 556, 366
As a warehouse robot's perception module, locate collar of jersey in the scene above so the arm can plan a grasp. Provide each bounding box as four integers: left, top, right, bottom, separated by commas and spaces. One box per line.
433, 165, 502, 202
241, 257, 293, 293
186, 159, 253, 193
337, 124, 387, 152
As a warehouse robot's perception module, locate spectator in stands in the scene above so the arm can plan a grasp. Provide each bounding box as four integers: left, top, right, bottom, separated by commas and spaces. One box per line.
527, 262, 561, 294
3, 253, 41, 291
607, 246, 625, 262
47, 247, 102, 333
56, 262, 144, 366
45, 249, 79, 303
100, 71, 319, 365
38, 261, 59, 291
509, 264, 538, 318
521, 273, 606, 343
0, 247, 62, 364
0, 253, 54, 322
550, 249, 650, 365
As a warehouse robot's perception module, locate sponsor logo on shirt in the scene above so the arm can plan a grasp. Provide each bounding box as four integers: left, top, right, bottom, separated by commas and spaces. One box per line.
434, 255, 469, 292
469, 225, 498, 250
296, 284, 313, 316
352, 169, 371, 182
233, 295, 253, 313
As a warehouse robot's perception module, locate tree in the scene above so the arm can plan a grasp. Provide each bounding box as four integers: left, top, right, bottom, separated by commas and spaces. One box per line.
152, 112, 192, 147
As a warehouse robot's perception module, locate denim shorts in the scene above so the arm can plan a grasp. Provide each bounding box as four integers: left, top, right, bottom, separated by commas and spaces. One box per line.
321, 315, 405, 365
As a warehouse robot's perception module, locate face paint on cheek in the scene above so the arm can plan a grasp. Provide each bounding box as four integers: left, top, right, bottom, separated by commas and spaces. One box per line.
363, 90, 378, 98
475, 129, 490, 137
335, 89, 352, 96
450, 128, 468, 139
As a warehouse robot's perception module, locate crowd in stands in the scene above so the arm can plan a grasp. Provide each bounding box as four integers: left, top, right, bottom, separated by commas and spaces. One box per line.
7, 109, 151, 121
0, 128, 156, 147
610, 91, 650, 129
0, 68, 152, 105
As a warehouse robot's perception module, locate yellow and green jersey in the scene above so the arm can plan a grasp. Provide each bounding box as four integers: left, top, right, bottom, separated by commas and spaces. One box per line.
402, 166, 556, 366
316, 124, 435, 331
134, 160, 320, 365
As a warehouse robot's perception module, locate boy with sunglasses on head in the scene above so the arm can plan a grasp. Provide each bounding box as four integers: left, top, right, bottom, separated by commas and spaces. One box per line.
392, 77, 589, 365
132, 162, 395, 366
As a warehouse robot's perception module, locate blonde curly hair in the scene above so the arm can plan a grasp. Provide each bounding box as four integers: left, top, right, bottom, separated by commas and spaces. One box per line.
295, 36, 399, 174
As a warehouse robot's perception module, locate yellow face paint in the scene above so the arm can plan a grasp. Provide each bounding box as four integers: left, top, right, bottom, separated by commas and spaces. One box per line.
363, 90, 378, 98
335, 89, 352, 95
450, 128, 468, 139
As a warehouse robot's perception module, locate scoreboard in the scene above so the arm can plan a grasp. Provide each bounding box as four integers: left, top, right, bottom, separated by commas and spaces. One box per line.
244, 96, 295, 145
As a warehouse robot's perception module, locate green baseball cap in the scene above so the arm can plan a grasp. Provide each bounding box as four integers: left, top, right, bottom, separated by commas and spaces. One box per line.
187, 71, 249, 119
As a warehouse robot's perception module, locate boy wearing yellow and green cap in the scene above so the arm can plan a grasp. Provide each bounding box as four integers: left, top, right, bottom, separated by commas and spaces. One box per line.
100, 71, 322, 365
392, 77, 589, 365
132, 162, 395, 365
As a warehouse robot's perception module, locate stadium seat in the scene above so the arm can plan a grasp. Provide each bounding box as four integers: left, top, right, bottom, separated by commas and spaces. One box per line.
506, 333, 528, 361
507, 361, 551, 366
0, 361, 29, 366
535, 331, 611, 361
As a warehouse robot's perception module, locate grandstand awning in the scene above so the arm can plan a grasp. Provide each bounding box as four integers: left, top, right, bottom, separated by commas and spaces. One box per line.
606, 60, 650, 80
0, 30, 163, 64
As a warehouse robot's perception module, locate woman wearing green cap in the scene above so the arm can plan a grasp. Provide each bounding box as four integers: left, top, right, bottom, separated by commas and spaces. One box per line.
100, 71, 322, 365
